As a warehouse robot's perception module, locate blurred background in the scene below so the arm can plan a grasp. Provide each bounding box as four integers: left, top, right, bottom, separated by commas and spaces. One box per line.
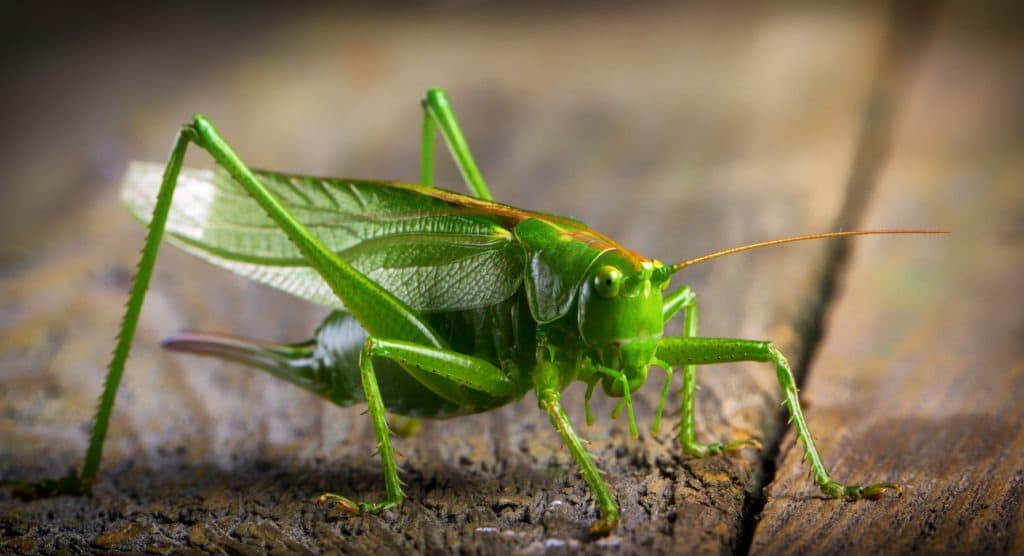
1, 2, 1021, 553
2, 1, 1018, 261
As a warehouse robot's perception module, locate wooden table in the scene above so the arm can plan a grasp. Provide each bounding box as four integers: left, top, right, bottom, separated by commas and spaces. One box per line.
2, 4, 1020, 554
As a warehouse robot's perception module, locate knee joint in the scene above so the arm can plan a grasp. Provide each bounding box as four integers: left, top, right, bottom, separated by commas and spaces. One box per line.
536, 389, 560, 410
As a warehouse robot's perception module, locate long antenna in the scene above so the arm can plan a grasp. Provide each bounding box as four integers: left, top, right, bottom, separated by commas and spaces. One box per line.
671, 229, 948, 272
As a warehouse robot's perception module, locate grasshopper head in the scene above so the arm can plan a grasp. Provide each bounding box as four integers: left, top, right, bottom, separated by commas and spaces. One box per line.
578, 252, 669, 397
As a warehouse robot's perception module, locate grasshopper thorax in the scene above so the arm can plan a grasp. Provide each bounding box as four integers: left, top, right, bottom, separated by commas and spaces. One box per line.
578, 253, 668, 397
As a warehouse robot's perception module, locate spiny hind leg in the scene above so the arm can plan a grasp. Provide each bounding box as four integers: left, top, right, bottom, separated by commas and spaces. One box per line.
419, 88, 494, 200
2, 127, 196, 498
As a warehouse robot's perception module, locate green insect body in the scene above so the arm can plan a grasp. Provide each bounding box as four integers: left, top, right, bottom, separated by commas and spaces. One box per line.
4, 88, 932, 536
134, 165, 668, 423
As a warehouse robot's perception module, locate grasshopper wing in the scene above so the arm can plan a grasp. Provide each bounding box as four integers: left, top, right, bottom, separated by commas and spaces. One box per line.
122, 163, 524, 312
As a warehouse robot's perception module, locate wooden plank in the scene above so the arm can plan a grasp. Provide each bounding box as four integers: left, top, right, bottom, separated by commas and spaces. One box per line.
0, 5, 913, 553
751, 22, 1024, 555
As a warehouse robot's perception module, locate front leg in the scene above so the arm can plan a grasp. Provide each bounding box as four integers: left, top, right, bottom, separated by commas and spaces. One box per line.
534, 360, 619, 536
666, 287, 761, 456
319, 339, 404, 514
657, 336, 898, 500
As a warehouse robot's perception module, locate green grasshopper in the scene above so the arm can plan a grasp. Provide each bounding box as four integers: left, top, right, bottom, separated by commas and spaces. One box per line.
4, 88, 937, 536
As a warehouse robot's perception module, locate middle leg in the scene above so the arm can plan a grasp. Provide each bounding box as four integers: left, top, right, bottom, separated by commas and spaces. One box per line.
320, 337, 519, 513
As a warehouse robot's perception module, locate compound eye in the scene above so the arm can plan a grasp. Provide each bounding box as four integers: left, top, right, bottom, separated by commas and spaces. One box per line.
594, 265, 623, 298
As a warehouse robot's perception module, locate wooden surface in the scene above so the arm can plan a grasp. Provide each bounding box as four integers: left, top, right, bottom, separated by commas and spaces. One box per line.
1, 4, 1020, 554
751, 31, 1024, 553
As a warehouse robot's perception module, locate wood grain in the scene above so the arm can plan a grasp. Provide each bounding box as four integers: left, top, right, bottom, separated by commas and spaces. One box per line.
1, 4, 1018, 554
751, 42, 1024, 553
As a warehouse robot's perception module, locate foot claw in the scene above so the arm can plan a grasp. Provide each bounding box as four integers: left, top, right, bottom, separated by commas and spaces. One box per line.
851, 482, 901, 500
318, 493, 361, 514
318, 493, 401, 515
822, 481, 901, 500
682, 437, 761, 458
723, 438, 762, 455
589, 516, 618, 537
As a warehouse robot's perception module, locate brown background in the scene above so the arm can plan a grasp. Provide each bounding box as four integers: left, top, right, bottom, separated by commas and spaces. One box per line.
1, 3, 1021, 554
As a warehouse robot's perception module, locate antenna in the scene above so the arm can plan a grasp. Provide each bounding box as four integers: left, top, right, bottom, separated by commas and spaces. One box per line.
671, 230, 948, 272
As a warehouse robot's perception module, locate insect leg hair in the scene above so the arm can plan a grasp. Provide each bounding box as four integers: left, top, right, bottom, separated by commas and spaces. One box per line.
0, 128, 196, 498
317, 339, 406, 514
5, 115, 458, 498
534, 360, 620, 537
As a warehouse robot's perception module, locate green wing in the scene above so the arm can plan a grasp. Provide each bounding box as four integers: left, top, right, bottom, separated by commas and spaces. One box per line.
121, 162, 524, 312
